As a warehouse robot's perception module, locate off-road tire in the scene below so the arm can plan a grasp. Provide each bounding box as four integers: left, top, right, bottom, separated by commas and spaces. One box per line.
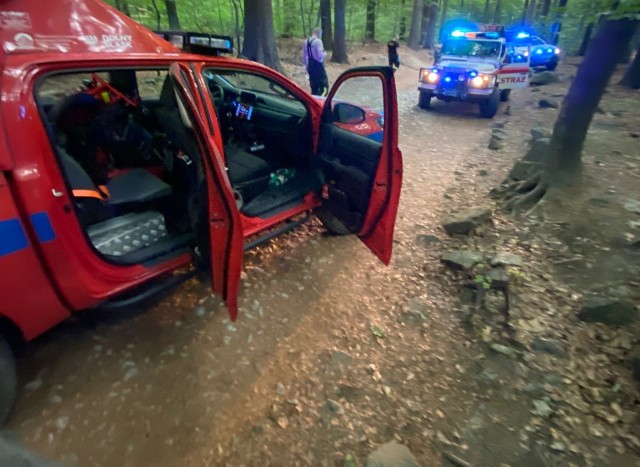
499, 89, 511, 102
0, 335, 16, 425
479, 89, 500, 118
316, 209, 351, 235
418, 91, 431, 109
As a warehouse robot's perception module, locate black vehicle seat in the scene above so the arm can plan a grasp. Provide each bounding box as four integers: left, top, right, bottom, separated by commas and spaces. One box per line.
155, 77, 272, 202
60, 150, 172, 205
225, 146, 273, 200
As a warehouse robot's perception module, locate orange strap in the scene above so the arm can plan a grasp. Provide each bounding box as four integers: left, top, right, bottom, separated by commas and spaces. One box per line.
72, 185, 110, 200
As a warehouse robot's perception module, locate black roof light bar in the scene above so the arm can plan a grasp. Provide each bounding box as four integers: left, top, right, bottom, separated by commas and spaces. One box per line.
154, 31, 234, 56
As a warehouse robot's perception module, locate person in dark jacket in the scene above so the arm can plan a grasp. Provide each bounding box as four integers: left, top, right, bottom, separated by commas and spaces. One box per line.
387, 35, 400, 72
302, 27, 329, 96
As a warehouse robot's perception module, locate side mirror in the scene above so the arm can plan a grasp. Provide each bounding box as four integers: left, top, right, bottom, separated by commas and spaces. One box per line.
332, 102, 366, 125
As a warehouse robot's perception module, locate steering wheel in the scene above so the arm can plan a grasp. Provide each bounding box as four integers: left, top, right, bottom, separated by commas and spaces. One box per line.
210, 84, 225, 108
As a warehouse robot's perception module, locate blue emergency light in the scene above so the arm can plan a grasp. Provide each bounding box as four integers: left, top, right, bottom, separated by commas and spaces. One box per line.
516, 32, 530, 39
451, 30, 466, 38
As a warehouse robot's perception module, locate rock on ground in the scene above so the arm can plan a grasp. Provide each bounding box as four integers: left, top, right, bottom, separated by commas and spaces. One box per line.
442, 207, 492, 235
523, 138, 550, 163
366, 441, 420, 467
530, 126, 551, 142
578, 298, 638, 326
441, 251, 484, 271
532, 337, 567, 358
530, 71, 560, 86
539, 99, 560, 109
490, 252, 524, 267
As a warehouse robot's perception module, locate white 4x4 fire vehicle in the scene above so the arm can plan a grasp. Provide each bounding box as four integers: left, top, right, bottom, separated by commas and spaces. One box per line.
418, 25, 530, 118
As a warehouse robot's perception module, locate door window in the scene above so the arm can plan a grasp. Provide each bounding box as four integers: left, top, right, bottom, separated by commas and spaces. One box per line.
330, 76, 385, 144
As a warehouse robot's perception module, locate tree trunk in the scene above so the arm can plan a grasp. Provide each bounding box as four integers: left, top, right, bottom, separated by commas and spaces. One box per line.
164, 0, 181, 30
230, 0, 242, 54
300, 0, 307, 36
547, 18, 638, 178
525, 0, 537, 25
550, 0, 568, 45
577, 23, 593, 56
493, 0, 502, 23
407, 0, 422, 50
482, 0, 491, 23
522, 0, 529, 23
541, 0, 551, 17
150, 0, 162, 30
242, 0, 283, 71
114, 0, 131, 16
439, 0, 448, 33
332, 0, 349, 63
283, 0, 296, 37
424, 2, 438, 49
399, 0, 407, 40
365, 0, 376, 42
320, 0, 333, 50
620, 42, 640, 88
420, 2, 430, 46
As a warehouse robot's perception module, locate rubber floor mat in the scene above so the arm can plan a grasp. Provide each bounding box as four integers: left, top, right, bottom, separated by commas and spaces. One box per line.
88, 211, 167, 257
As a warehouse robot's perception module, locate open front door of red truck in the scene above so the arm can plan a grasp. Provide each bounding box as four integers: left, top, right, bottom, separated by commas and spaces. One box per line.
168, 63, 244, 320
317, 66, 403, 265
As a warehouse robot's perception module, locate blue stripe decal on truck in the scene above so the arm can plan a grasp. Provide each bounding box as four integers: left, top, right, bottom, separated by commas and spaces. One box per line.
0, 218, 29, 256
31, 212, 56, 243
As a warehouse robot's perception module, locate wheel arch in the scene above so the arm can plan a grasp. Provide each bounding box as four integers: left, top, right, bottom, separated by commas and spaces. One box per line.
0, 315, 26, 350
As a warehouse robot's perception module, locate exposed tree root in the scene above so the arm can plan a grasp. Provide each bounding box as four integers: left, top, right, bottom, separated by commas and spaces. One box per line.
493, 171, 549, 215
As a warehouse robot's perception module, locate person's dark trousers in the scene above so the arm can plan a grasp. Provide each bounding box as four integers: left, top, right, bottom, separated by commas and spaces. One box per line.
307, 61, 329, 96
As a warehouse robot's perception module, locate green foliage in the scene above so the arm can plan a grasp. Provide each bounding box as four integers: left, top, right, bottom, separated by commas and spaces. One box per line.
105, 0, 638, 52
474, 274, 492, 290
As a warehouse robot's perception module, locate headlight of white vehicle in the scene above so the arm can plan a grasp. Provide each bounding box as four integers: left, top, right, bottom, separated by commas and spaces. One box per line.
420, 67, 440, 83
469, 74, 492, 88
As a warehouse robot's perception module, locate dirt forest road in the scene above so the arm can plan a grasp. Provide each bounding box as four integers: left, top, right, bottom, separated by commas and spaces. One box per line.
6, 48, 639, 467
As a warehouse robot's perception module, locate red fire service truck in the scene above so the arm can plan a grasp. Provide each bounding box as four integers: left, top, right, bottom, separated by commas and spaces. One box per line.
0, 0, 402, 423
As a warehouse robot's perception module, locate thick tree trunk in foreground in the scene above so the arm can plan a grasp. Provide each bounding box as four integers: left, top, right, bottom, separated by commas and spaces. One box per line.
620, 43, 640, 88
242, 0, 283, 71
547, 18, 638, 178
541, 0, 551, 17
332, 0, 349, 63
164, 0, 181, 30
407, 0, 423, 50
320, 0, 333, 50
